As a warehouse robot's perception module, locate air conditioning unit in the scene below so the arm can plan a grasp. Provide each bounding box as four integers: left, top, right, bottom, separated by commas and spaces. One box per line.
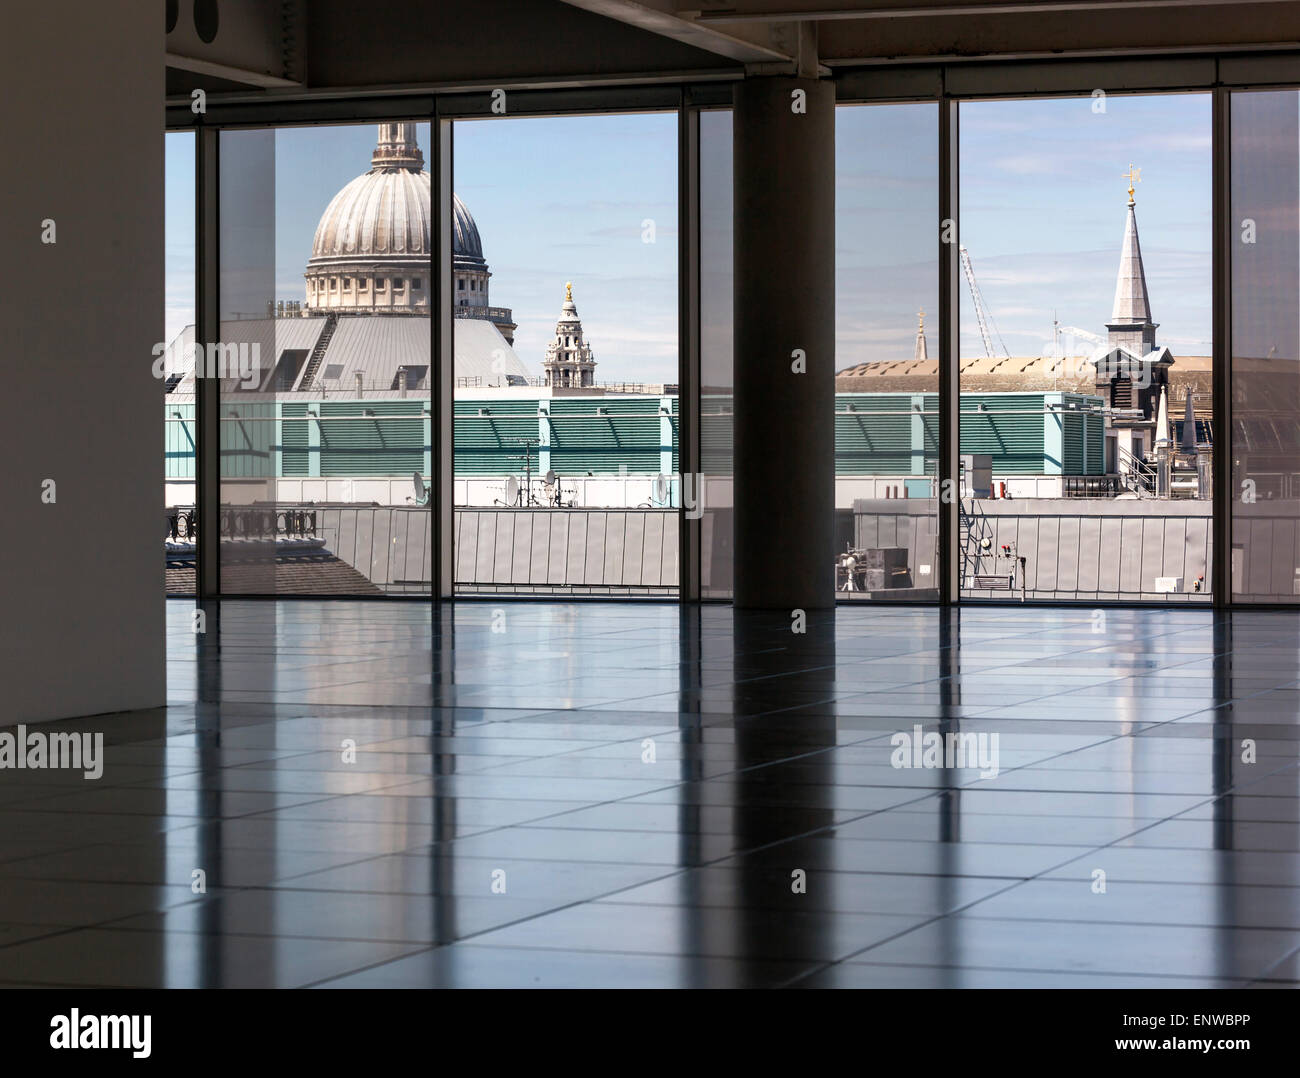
1154, 576, 1184, 593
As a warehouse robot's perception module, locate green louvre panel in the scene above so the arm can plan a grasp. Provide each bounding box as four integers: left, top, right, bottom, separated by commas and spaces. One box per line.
836, 394, 914, 475
548, 396, 661, 475
220, 400, 276, 478
701, 394, 734, 474
455, 398, 537, 477
316, 399, 426, 477
1059, 396, 1107, 475
280, 401, 309, 476
959, 393, 1047, 474
921, 393, 939, 476
164, 402, 196, 479
1088, 413, 1105, 474
670, 395, 679, 477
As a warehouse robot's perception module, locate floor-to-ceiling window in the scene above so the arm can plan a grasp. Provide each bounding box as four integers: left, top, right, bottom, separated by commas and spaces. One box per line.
957, 93, 1213, 602
451, 111, 679, 597
700, 108, 734, 600
164, 73, 1300, 610
164, 131, 196, 597
201, 122, 433, 597
835, 102, 940, 602
1231, 90, 1300, 603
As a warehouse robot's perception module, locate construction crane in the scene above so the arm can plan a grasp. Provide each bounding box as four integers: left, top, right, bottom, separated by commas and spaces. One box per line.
959, 245, 1010, 359
1058, 324, 1103, 348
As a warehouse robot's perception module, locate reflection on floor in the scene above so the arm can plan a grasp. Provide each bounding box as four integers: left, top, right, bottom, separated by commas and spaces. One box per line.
0, 600, 1297, 987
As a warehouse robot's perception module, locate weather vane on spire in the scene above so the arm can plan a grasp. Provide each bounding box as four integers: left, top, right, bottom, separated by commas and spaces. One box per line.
1122, 163, 1141, 205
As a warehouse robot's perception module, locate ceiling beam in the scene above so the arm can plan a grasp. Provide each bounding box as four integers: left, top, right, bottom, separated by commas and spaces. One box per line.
166, 52, 302, 88
555, 0, 793, 63
693, 0, 1300, 22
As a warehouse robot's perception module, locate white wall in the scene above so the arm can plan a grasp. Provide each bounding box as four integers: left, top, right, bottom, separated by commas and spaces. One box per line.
0, 1, 164, 720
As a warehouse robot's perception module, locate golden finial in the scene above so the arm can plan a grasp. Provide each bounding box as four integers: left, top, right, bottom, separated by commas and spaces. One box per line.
1122, 163, 1141, 205
917, 307, 925, 330
565, 281, 573, 302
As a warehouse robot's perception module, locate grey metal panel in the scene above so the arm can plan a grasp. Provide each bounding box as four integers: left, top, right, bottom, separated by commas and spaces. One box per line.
1012, 517, 1029, 589
586, 513, 608, 586
354, 511, 375, 583
623, 512, 647, 585
642, 511, 664, 587
319, 509, 339, 562
1098, 517, 1122, 593
458, 509, 477, 581
510, 513, 533, 582
1275, 519, 1299, 595
528, 514, 550, 583
878, 512, 899, 546
1186, 516, 1210, 589
370, 509, 393, 583
1037, 516, 1060, 592
384, 509, 410, 585
547, 513, 568, 585
858, 515, 879, 549
1140, 518, 1165, 590
1248, 520, 1273, 595
603, 513, 626, 583
1119, 517, 1144, 593
1162, 518, 1187, 580
662, 513, 680, 587
1075, 517, 1101, 594
337, 511, 358, 570
1058, 516, 1081, 593
567, 512, 589, 586
492, 512, 514, 584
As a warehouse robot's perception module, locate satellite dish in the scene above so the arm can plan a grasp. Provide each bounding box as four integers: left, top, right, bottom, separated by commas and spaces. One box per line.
654, 473, 669, 502
505, 476, 520, 504
545, 470, 557, 486
412, 473, 427, 500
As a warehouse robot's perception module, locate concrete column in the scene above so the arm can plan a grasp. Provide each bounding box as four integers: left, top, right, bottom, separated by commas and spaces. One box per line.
733, 76, 836, 609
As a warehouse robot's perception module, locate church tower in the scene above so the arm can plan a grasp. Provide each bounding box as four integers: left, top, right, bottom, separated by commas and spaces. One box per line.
1096, 165, 1172, 423
913, 308, 928, 362
542, 283, 597, 388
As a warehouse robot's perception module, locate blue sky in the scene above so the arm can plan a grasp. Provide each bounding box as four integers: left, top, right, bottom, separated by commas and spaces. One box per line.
836, 93, 1213, 366
165, 93, 1213, 379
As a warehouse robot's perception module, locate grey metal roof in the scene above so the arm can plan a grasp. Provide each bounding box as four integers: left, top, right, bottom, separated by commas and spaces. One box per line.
296, 314, 529, 392
162, 314, 528, 395
167, 317, 329, 393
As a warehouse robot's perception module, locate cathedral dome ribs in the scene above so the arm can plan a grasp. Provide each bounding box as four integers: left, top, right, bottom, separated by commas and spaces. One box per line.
302, 124, 513, 343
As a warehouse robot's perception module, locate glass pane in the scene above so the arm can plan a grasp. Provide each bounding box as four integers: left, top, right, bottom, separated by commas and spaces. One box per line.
215, 123, 433, 596
835, 103, 940, 602
451, 112, 679, 597
1231, 91, 1300, 602
701, 109, 733, 599
958, 94, 1212, 602
164, 131, 196, 597
217, 128, 278, 595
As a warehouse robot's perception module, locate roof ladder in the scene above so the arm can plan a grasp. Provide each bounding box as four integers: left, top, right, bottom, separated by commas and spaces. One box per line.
299, 313, 339, 390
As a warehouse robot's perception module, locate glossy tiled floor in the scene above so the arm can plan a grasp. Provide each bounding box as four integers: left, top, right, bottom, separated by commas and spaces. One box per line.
0, 600, 1297, 988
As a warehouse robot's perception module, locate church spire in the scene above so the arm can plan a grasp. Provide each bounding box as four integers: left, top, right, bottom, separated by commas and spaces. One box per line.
1112, 166, 1154, 326
1111, 195, 1153, 325
371, 123, 424, 170
1107, 169, 1158, 354
913, 308, 928, 361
